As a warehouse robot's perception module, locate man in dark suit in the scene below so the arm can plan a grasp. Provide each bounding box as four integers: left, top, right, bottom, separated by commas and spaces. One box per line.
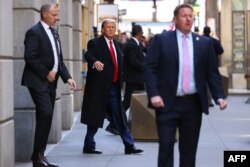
21, 4, 76, 167
203, 26, 224, 107
144, 4, 227, 167
81, 18, 143, 155
122, 24, 145, 112
203, 26, 224, 65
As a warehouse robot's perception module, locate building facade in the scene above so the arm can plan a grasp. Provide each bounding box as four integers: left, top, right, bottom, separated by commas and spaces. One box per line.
220, 0, 250, 91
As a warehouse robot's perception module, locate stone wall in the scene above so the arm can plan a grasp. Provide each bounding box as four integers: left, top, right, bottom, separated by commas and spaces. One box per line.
0, 1, 14, 167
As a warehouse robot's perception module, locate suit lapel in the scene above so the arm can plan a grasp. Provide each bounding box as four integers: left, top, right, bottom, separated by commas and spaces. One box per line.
192, 33, 199, 68
38, 22, 54, 54
171, 31, 179, 69
100, 36, 113, 63
113, 40, 122, 61
38, 22, 51, 44
101, 35, 122, 66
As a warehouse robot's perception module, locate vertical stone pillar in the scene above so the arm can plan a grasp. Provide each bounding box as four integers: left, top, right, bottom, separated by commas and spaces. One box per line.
205, 0, 219, 36
59, 0, 74, 130
220, 0, 232, 86
73, 0, 83, 112
0, 1, 14, 167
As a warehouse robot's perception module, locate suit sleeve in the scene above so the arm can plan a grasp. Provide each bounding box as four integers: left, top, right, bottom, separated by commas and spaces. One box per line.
24, 29, 49, 79
144, 35, 161, 98
214, 40, 224, 55
85, 39, 98, 68
58, 62, 71, 83
207, 40, 225, 102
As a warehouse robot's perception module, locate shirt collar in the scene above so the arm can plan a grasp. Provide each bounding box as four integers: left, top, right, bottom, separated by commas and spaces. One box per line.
104, 36, 114, 44
131, 37, 140, 45
40, 21, 50, 30
176, 29, 192, 39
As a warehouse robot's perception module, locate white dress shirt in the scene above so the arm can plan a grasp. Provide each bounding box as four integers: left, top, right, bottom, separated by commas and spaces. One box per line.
176, 30, 197, 96
41, 21, 59, 73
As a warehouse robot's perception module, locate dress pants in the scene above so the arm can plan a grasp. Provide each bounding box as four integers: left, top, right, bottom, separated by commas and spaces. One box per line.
156, 94, 202, 167
84, 83, 134, 150
122, 82, 145, 111
28, 85, 56, 156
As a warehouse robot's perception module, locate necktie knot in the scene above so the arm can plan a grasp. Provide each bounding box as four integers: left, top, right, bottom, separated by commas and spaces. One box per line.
182, 35, 188, 40
50, 27, 60, 41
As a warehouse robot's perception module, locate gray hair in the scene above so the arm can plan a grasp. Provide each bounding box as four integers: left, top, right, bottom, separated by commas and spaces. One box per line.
40, 4, 56, 19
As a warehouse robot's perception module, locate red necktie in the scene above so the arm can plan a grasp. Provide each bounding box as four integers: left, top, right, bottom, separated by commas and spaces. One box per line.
109, 40, 118, 82
182, 35, 190, 94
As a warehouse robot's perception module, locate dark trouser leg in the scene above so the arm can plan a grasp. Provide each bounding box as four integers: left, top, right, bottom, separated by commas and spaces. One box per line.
156, 111, 178, 167
156, 95, 202, 167
178, 109, 202, 167
109, 83, 134, 148
175, 95, 202, 167
28, 87, 56, 156
84, 125, 98, 150
122, 83, 145, 112
122, 83, 135, 112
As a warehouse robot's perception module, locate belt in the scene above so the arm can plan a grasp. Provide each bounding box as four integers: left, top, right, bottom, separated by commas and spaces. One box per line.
176, 93, 199, 99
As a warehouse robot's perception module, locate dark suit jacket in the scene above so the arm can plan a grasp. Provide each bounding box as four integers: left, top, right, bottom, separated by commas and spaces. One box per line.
21, 22, 71, 90
81, 35, 126, 128
123, 38, 145, 83
203, 35, 224, 56
144, 30, 224, 114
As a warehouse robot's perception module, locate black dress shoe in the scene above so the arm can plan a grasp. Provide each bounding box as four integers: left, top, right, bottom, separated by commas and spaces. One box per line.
83, 148, 102, 154
125, 146, 143, 154
42, 156, 58, 167
105, 124, 119, 135
33, 161, 48, 167
31, 153, 48, 167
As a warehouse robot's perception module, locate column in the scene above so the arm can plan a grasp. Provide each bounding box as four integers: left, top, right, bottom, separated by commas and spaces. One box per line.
58, 0, 74, 130
220, 0, 232, 87
72, 0, 83, 112
0, 1, 14, 167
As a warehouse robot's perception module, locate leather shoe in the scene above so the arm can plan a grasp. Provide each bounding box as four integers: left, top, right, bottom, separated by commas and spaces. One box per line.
83, 148, 102, 154
125, 146, 143, 154
32, 160, 48, 167
42, 156, 58, 167
31, 153, 48, 167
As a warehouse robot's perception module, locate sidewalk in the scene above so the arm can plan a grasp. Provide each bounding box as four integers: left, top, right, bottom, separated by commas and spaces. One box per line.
15, 95, 250, 167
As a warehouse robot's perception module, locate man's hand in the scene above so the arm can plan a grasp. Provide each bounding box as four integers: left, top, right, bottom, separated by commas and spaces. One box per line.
151, 96, 165, 108
93, 61, 104, 71
47, 71, 56, 82
67, 79, 77, 91
218, 99, 227, 110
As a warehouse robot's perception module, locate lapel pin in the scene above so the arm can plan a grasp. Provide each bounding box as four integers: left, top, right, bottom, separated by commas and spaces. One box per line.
196, 37, 199, 41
